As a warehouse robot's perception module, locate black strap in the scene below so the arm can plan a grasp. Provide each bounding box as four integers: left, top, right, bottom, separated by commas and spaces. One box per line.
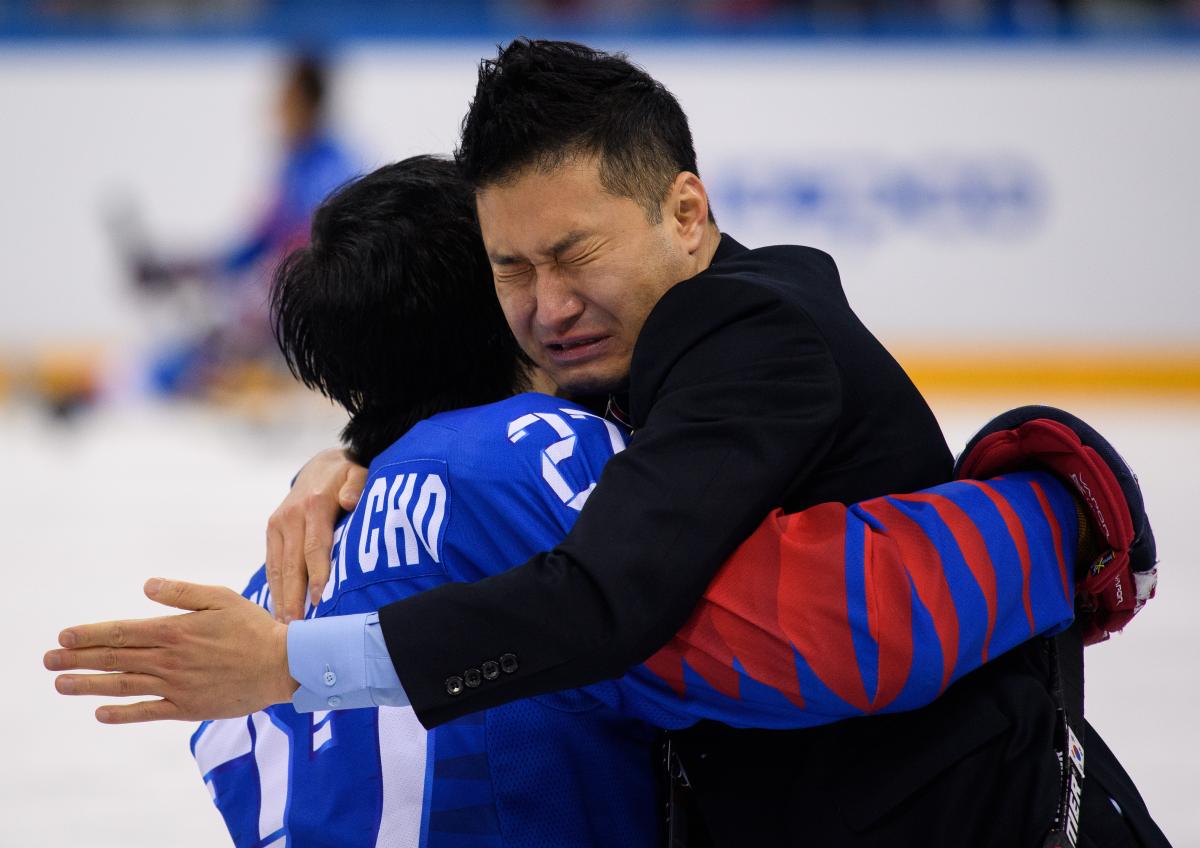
1043, 622, 1087, 848
662, 736, 693, 848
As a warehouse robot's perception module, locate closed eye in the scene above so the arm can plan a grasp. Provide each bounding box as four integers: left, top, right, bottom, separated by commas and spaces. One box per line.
492, 261, 533, 283
559, 245, 599, 266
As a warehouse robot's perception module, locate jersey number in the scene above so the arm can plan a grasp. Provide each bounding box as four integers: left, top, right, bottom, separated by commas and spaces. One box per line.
507, 408, 626, 511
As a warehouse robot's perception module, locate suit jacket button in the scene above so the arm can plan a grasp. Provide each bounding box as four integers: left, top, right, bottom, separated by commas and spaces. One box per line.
499, 653, 518, 674
445, 676, 464, 696
481, 661, 500, 680
464, 668, 482, 688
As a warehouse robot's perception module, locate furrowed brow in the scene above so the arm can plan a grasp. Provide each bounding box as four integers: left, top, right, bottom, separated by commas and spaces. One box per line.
548, 230, 589, 258
488, 230, 590, 267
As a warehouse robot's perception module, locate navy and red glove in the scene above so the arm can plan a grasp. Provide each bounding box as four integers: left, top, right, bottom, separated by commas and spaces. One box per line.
954, 405, 1158, 645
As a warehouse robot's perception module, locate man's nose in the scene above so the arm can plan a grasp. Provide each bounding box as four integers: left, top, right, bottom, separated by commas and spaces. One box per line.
533, 267, 584, 331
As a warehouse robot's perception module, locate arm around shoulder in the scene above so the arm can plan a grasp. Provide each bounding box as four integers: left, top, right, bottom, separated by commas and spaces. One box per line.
381, 274, 843, 727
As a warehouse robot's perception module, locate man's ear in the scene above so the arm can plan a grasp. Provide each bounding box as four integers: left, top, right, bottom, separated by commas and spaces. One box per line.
667, 172, 710, 254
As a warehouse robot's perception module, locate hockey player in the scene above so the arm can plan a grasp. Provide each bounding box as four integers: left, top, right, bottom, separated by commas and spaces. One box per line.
128, 55, 357, 398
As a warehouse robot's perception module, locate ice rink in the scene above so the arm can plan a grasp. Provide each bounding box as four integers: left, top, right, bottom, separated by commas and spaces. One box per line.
5, 395, 1197, 846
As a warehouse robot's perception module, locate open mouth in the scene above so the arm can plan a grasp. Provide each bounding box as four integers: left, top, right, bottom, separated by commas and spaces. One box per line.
545, 336, 609, 363
548, 336, 604, 352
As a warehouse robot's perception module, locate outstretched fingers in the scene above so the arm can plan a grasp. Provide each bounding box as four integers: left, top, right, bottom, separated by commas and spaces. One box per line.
54, 615, 167, 651
96, 699, 183, 724
55, 672, 165, 698
51, 580, 233, 658
44, 645, 163, 675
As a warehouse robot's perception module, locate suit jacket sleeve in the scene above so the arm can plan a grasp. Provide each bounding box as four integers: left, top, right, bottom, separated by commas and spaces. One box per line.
380, 267, 843, 728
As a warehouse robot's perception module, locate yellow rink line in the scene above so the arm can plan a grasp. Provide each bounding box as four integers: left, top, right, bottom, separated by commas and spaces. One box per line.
0, 345, 107, 401
3, 344, 1200, 402
895, 347, 1200, 398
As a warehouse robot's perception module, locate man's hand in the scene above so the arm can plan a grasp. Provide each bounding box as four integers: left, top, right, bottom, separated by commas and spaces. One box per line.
43, 578, 299, 724
267, 448, 367, 623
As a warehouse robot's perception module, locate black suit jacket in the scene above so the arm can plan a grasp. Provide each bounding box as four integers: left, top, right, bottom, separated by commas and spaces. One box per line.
376, 235, 1172, 846
379, 234, 951, 725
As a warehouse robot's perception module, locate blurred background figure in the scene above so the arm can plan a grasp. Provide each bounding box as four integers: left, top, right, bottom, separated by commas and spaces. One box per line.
115, 53, 358, 405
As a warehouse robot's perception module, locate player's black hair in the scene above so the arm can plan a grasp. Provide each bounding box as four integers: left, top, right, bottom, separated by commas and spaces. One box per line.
271, 156, 530, 464
457, 38, 710, 223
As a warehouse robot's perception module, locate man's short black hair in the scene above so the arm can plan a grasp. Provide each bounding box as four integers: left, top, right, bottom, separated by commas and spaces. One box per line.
457, 38, 706, 223
271, 155, 529, 464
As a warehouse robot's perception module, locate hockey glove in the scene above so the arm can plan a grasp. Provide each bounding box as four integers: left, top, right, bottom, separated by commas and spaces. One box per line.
954, 405, 1158, 645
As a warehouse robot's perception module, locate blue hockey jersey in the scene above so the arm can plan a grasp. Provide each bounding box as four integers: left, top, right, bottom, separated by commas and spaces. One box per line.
190, 392, 1079, 846
191, 394, 659, 848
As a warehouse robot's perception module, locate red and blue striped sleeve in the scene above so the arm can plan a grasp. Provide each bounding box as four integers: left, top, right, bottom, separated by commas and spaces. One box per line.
575, 470, 1077, 729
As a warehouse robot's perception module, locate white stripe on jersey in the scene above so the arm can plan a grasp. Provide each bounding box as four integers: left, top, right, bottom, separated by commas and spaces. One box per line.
376, 706, 429, 848
194, 717, 251, 778
313, 718, 333, 752
253, 712, 290, 840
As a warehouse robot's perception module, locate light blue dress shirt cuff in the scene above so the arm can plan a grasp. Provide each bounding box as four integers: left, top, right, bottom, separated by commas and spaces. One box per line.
287, 611, 409, 713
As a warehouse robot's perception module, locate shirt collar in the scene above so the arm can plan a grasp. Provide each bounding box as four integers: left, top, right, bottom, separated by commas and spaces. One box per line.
712, 232, 748, 265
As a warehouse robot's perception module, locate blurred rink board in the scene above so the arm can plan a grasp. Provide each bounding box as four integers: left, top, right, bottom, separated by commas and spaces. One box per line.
0, 42, 1198, 394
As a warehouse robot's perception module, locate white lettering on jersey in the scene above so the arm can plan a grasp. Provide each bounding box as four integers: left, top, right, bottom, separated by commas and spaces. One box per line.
354, 470, 449, 573
193, 712, 294, 845
359, 477, 389, 573
383, 474, 420, 567
562, 407, 628, 456
507, 408, 627, 511
377, 473, 448, 567
411, 474, 447, 562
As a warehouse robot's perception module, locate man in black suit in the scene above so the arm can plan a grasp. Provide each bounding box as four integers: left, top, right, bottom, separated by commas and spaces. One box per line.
48, 39, 1168, 847
370, 41, 1164, 847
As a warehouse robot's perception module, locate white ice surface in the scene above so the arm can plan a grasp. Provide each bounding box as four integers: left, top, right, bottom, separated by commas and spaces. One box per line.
3, 397, 1196, 846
